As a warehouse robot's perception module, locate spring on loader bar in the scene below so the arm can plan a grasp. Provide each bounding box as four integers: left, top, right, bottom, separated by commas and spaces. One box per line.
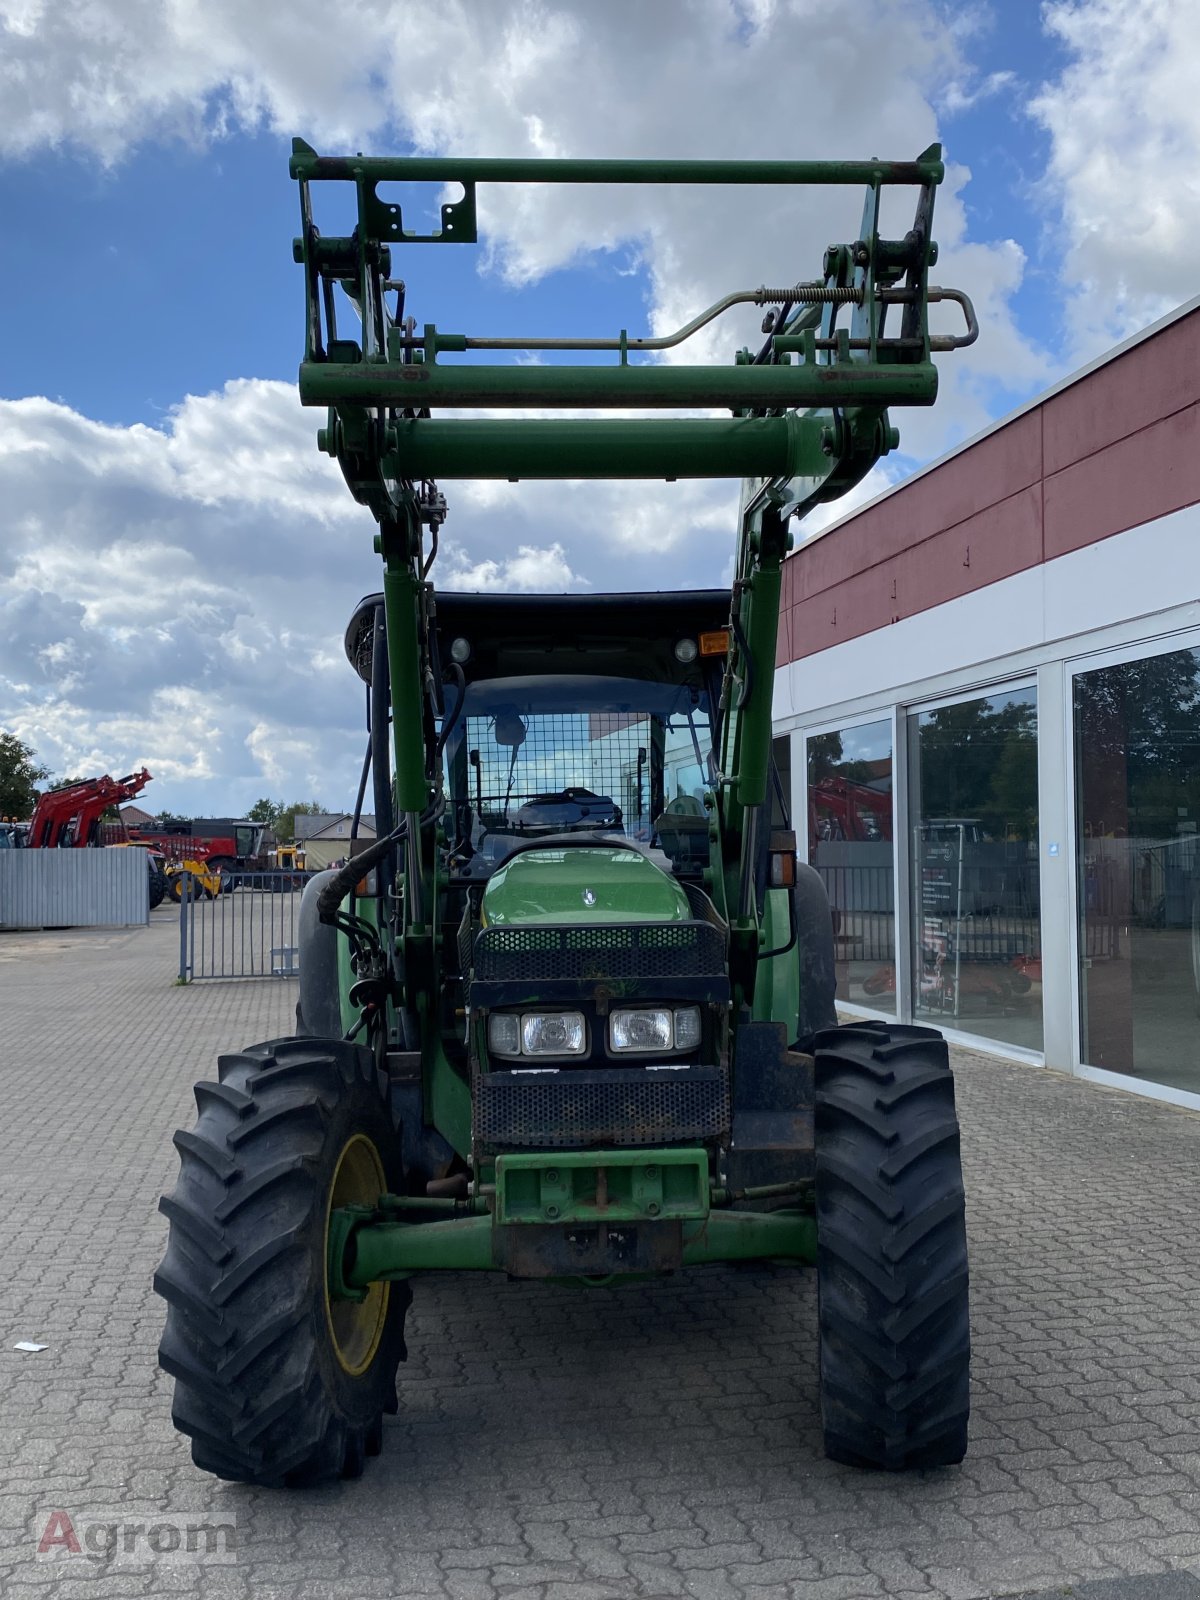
754, 284, 862, 305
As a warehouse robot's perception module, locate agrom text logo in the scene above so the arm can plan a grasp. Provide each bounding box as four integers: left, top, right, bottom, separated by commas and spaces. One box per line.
36, 1509, 237, 1567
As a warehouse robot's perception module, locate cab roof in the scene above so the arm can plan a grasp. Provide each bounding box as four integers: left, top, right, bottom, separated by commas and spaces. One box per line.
344, 589, 731, 688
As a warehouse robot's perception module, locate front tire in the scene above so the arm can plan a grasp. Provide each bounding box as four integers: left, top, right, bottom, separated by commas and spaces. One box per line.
814, 1021, 970, 1470
155, 1037, 409, 1485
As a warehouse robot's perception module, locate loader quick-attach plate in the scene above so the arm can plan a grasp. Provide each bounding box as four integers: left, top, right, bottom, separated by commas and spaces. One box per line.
494, 1148, 709, 1226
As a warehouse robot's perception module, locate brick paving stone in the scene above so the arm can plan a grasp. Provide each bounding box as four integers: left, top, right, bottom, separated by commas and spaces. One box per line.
4, 911, 1200, 1597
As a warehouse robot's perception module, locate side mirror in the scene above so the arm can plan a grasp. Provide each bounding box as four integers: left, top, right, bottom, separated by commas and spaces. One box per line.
492, 709, 528, 748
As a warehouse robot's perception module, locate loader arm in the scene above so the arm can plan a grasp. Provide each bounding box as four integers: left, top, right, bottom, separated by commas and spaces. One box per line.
289, 142, 976, 1010
26, 768, 153, 849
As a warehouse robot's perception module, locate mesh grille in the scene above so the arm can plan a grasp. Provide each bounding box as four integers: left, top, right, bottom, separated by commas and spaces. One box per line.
475, 1066, 729, 1150
474, 921, 724, 982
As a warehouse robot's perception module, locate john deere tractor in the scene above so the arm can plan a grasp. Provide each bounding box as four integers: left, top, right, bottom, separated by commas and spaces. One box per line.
155, 143, 978, 1484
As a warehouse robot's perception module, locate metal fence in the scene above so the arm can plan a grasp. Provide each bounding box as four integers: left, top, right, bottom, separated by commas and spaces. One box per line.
178, 873, 301, 982
0, 848, 147, 929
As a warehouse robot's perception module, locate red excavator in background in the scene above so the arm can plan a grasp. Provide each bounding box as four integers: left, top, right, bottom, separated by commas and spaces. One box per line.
26, 769, 154, 848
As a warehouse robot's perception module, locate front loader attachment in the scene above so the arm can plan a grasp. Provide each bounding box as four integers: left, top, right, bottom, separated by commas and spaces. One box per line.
154, 143, 976, 1488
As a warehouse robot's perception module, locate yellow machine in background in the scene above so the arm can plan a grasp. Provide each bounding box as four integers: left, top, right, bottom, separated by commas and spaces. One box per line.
165, 858, 224, 902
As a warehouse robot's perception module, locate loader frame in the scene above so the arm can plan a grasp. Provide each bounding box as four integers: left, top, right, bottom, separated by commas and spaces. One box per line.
288, 142, 975, 1285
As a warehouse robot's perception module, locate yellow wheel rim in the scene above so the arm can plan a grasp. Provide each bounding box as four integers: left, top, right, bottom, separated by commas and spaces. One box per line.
324, 1133, 390, 1376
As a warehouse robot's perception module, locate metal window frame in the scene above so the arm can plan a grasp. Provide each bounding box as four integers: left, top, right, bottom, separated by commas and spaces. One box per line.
794, 708, 900, 1022
775, 597, 1200, 1089
899, 676, 1043, 1053
1064, 624, 1200, 1112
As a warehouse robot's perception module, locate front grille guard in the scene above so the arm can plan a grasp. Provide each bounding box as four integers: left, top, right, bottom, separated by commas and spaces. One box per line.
472, 919, 726, 984
474, 1065, 730, 1153
468, 920, 730, 1153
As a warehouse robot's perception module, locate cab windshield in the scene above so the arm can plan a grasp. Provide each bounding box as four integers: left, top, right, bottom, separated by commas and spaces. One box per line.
442, 674, 713, 863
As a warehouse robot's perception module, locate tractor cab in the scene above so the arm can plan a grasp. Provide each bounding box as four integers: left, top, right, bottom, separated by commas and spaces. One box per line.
345, 588, 731, 885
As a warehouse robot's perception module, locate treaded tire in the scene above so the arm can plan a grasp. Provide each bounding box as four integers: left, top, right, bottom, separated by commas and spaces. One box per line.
148, 868, 167, 910
814, 1020, 970, 1470
154, 1036, 410, 1486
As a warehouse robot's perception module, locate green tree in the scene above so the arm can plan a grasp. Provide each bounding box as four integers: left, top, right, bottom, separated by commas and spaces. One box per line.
277, 799, 325, 843
0, 733, 50, 819
806, 731, 844, 782
248, 797, 284, 828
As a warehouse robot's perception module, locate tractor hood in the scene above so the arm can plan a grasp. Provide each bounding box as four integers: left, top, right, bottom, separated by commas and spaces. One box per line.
481, 846, 691, 928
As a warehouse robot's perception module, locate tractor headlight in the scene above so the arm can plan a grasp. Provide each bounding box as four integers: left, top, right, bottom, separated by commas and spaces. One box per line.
523, 1012, 586, 1056
609, 1005, 701, 1054
488, 1011, 587, 1059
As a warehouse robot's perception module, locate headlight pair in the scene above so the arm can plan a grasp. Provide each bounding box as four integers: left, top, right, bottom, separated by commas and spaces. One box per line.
487, 1005, 701, 1060
609, 1005, 700, 1053
487, 1011, 586, 1059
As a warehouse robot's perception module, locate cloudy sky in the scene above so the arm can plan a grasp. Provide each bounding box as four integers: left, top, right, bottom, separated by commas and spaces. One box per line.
1, 0, 1196, 815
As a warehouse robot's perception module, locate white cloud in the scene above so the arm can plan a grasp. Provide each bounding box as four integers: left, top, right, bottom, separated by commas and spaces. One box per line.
0, 385, 746, 811
1, 0, 1042, 439
440, 540, 583, 593
938, 67, 1016, 117
1030, 0, 1200, 355
0, 0, 1064, 808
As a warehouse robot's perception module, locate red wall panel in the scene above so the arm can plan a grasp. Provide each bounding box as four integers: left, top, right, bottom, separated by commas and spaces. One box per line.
1043, 312, 1200, 476
1044, 402, 1200, 559
787, 485, 1043, 660
779, 306, 1200, 665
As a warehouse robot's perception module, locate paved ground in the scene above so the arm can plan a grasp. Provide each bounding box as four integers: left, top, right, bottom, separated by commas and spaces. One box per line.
3, 911, 1200, 1600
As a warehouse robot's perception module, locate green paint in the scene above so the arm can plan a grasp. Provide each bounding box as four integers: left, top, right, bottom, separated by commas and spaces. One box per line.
291, 141, 945, 187
337, 1202, 816, 1288
681, 1209, 816, 1266
426, 1040, 472, 1162
301, 360, 938, 416
345, 1216, 495, 1283
494, 1149, 709, 1225
752, 885, 800, 1029
380, 538, 427, 817
481, 848, 690, 928
381, 415, 832, 481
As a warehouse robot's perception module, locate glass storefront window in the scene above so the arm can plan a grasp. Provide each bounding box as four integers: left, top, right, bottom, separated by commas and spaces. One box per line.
908, 687, 1043, 1051
1075, 646, 1200, 1092
807, 719, 896, 1013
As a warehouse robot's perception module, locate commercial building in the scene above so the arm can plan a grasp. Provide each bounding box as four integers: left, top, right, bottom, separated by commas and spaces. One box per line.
773, 296, 1200, 1108
293, 812, 377, 871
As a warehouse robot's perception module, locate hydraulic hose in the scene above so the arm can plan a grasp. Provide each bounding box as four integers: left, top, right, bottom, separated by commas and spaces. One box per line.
316, 794, 446, 926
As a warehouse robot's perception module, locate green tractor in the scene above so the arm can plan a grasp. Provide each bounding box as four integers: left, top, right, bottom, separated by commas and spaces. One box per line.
155, 143, 978, 1484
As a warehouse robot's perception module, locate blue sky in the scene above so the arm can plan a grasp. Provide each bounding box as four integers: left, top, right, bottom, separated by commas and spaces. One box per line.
3, 4, 1067, 430
0, 0, 1194, 815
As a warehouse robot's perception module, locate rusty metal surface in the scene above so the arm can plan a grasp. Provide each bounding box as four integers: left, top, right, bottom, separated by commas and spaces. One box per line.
494, 1219, 683, 1278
